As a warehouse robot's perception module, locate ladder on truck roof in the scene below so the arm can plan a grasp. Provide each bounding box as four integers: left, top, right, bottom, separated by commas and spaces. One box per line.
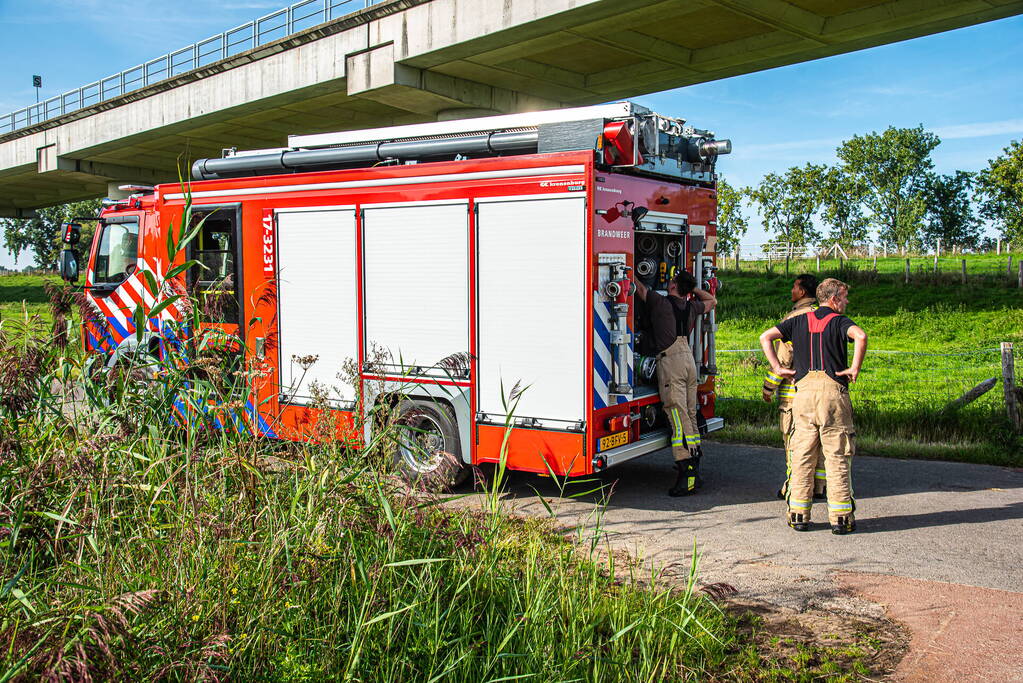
190, 101, 730, 181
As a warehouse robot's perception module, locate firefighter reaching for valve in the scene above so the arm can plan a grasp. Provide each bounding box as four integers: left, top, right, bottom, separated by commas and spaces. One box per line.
762, 274, 826, 501
633, 271, 717, 497
759, 278, 868, 535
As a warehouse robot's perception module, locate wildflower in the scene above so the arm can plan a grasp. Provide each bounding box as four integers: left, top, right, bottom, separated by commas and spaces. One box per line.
191, 614, 200, 622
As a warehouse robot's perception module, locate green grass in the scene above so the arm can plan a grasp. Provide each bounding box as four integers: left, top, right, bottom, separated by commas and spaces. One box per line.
0, 273, 59, 327
713, 268, 1022, 465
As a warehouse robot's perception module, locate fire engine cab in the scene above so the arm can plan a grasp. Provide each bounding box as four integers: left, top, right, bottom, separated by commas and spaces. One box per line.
63, 101, 730, 488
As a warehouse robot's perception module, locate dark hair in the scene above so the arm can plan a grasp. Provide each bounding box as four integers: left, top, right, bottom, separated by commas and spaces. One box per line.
794, 274, 819, 299
674, 271, 697, 295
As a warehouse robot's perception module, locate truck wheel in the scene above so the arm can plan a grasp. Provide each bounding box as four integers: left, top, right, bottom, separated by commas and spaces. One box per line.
393, 400, 469, 491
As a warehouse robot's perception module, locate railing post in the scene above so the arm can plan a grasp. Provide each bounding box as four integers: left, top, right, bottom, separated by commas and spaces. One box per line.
222, 32, 228, 59
1002, 342, 1020, 432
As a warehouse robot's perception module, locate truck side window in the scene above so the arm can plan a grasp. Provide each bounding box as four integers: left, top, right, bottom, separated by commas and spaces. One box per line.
189, 212, 239, 324
93, 220, 139, 284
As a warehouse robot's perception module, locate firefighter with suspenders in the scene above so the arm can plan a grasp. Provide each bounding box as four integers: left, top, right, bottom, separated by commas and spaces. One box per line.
634, 271, 717, 496
759, 278, 867, 534
762, 274, 826, 500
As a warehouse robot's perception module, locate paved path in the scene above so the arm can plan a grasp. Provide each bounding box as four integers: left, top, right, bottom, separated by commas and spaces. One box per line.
481, 442, 1023, 680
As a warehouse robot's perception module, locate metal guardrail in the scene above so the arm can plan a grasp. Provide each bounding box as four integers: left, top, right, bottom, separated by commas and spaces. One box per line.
1, 0, 385, 135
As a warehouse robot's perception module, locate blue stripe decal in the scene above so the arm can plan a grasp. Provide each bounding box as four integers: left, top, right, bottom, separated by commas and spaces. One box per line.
106, 315, 130, 340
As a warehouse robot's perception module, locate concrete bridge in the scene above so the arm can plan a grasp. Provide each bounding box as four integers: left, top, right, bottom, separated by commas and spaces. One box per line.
2, 0, 1021, 215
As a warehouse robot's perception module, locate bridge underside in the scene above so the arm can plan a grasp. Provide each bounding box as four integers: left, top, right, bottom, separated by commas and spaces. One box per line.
2, 0, 1021, 215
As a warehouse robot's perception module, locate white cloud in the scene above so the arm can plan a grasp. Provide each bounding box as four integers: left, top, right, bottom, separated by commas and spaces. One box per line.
933, 119, 1023, 140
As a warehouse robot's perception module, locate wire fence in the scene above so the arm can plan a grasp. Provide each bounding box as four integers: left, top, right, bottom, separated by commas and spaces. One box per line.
0, 0, 386, 135
722, 244, 1023, 285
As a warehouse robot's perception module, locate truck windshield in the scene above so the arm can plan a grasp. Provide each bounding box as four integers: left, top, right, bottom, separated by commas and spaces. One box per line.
94, 219, 139, 284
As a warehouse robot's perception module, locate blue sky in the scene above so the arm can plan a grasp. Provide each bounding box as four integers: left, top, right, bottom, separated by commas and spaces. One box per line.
0, 1, 1021, 267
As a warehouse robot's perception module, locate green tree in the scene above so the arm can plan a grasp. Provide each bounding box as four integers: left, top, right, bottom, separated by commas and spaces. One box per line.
837, 125, 939, 253
816, 165, 870, 249
922, 171, 979, 251
975, 140, 1023, 248
749, 164, 821, 272
714, 177, 748, 255
1, 199, 102, 269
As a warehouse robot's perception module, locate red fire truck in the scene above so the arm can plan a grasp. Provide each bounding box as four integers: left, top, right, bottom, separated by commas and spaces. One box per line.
61, 101, 730, 488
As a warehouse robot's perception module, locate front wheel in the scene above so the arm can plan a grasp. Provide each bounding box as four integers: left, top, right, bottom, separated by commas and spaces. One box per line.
393, 400, 469, 492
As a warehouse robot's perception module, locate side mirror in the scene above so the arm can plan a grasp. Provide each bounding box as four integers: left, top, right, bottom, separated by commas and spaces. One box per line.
61, 222, 82, 245
59, 249, 79, 283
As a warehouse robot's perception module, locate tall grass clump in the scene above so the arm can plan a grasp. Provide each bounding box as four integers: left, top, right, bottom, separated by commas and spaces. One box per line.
0, 199, 739, 680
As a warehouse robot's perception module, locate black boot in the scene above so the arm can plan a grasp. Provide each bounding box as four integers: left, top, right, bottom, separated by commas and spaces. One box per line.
668, 458, 701, 497
788, 512, 810, 531
831, 515, 856, 535
813, 484, 827, 501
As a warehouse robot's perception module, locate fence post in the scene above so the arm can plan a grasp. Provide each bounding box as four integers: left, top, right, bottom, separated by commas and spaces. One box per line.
1018, 261, 1022, 289
734, 247, 740, 272
872, 253, 877, 272
1002, 342, 1020, 432
816, 254, 820, 272
1008, 256, 1013, 278
997, 238, 1002, 255
934, 240, 940, 272
961, 259, 967, 284
904, 258, 910, 284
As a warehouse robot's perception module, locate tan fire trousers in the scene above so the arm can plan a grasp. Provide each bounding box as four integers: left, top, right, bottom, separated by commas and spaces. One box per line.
780, 403, 826, 496
788, 372, 856, 525
657, 337, 700, 461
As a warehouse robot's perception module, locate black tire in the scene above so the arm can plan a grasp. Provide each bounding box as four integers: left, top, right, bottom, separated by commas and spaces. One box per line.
393, 399, 469, 492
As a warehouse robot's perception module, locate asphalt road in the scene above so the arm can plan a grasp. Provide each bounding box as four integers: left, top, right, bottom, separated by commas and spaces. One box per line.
481, 441, 1023, 610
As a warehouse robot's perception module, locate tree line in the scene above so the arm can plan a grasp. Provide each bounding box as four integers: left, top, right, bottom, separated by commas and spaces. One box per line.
714, 129, 1023, 256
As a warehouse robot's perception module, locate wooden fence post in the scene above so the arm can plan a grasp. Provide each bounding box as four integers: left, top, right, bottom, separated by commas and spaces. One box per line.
1018, 260, 1022, 289
1002, 342, 1020, 432
904, 258, 910, 284
1008, 256, 1014, 278
735, 247, 740, 272
816, 254, 820, 272
961, 259, 967, 284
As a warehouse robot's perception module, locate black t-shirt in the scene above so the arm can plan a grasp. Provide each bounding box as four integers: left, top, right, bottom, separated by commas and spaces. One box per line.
775, 307, 856, 386
644, 289, 705, 355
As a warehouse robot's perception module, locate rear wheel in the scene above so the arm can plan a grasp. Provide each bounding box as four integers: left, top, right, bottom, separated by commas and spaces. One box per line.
393, 400, 469, 491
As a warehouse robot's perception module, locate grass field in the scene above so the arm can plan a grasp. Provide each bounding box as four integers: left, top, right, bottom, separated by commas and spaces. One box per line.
713, 266, 1022, 465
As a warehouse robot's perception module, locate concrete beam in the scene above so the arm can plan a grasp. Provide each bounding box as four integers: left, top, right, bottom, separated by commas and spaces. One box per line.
347, 44, 560, 114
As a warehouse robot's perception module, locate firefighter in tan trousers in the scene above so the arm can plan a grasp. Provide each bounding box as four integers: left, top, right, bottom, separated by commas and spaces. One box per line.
634, 271, 717, 496
762, 274, 826, 500
759, 278, 867, 534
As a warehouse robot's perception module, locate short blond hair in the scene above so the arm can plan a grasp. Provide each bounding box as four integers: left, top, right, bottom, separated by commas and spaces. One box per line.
816, 277, 848, 304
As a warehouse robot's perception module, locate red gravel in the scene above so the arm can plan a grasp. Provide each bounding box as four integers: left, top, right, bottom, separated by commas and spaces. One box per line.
837, 571, 1023, 682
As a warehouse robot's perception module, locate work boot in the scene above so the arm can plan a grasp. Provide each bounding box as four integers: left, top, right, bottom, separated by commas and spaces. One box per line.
831, 515, 856, 535
788, 512, 810, 532
668, 458, 701, 497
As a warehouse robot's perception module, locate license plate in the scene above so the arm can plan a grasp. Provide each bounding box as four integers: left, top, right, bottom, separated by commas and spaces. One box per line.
598, 430, 629, 452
